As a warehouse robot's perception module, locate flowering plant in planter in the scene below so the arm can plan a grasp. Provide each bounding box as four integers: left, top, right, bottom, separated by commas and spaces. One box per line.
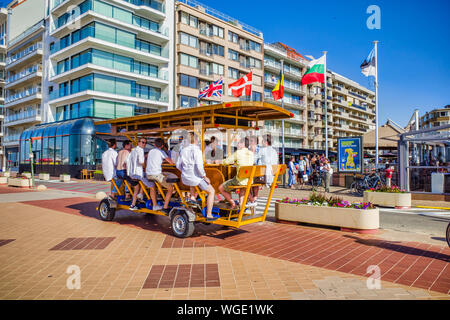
366, 185, 407, 193
277, 192, 375, 210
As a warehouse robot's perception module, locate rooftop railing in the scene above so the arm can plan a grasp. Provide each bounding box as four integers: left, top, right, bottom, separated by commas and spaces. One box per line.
9, 20, 45, 47
177, 0, 262, 37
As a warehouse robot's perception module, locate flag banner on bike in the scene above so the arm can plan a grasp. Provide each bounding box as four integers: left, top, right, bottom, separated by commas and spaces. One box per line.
337, 137, 363, 174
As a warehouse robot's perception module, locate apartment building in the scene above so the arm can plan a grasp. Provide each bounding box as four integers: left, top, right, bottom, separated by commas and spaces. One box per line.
0, 7, 6, 171
3, 0, 46, 172
175, 0, 264, 108
263, 42, 308, 153
304, 70, 376, 152
419, 105, 450, 129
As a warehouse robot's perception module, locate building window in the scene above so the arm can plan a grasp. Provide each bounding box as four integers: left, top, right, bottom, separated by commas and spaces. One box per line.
228, 49, 239, 61
228, 31, 238, 43
228, 67, 239, 79
180, 53, 198, 68
180, 74, 198, 89
180, 95, 197, 108
179, 32, 198, 48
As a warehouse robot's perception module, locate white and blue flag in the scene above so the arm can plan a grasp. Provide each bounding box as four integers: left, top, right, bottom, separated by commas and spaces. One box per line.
360, 48, 376, 77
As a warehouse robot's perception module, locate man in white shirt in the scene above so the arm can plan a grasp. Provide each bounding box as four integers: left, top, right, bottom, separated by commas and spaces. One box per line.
176, 132, 217, 221
323, 158, 333, 193
126, 137, 154, 210
146, 138, 176, 213
101, 139, 118, 196
250, 134, 278, 207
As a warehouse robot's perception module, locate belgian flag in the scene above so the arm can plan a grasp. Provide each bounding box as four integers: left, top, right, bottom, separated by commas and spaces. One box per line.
271, 70, 284, 100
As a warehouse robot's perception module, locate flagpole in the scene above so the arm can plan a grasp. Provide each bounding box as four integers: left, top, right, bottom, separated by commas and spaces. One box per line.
374, 41, 379, 169
280, 60, 286, 187
323, 51, 328, 158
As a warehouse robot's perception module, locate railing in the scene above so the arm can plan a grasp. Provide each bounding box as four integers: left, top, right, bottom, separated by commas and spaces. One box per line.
8, 20, 44, 47
4, 133, 21, 143
6, 65, 42, 85
121, 0, 165, 13
177, 0, 262, 37
5, 87, 41, 104
49, 26, 167, 58
264, 43, 309, 66
49, 83, 168, 103
199, 68, 211, 76
6, 42, 43, 65
52, 0, 68, 9
239, 43, 250, 51
199, 29, 214, 38
264, 59, 281, 70
5, 108, 41, 123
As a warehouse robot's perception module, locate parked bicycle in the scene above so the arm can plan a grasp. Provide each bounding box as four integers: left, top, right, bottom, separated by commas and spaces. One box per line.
350, 170, 386, 196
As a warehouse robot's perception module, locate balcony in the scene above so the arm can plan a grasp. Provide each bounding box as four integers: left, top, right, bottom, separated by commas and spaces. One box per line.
5, 87, 42, 106
4, 108, 41, 127
199, 28, 214, 38
8, 20, 44, 48
52, 0, 165, 16
5, 65, 43, 89
6, 43, 43, 69
3, 133, 21, 145
264, 60, 281, 71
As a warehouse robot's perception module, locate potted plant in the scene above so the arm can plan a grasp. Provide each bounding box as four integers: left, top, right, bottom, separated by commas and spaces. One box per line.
22, 171, 32, 179
0, 171, 10, 178
8, 176, 32, 188
93, 170, 104, 181
39, 172, 50, 180
60, 173, 71, 182
275, 192, 379, 233
363, 185, 411, 209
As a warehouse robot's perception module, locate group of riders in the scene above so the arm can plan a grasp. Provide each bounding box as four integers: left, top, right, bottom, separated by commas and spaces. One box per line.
101, 133, 279, 221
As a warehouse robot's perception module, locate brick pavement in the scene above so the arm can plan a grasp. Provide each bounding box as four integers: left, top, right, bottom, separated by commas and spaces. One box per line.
0, 185, 448, 300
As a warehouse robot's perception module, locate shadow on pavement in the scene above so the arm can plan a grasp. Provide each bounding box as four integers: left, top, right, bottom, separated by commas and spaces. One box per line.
344, 235, 450, 263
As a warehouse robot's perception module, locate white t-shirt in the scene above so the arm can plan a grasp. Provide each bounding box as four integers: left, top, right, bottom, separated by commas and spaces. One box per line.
176, 144, 206, 186
298, 160, 306, 172
126, 146, 145, 179
146, 148, 168, 176
101, 148, 117, 181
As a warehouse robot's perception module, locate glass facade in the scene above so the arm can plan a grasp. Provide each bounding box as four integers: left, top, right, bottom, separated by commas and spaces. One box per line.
56, 0, 161, 32
51, 73, 162, 102
50, 21, 163, 57
19, 118, 105, 167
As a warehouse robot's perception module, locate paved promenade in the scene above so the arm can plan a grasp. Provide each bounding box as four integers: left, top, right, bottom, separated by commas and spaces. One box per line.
0, 184, 448, 300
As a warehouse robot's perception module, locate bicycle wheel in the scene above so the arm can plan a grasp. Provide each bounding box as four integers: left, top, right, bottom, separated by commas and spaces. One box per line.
446, 222, 450, 248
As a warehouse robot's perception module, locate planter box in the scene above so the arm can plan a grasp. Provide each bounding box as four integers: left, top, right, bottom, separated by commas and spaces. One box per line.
0, 176, 8, 185
39, 173, 50, 181
60, 175, 71, 182
22, 172, 32, 179
275, 202, 379, 232
363, 191, 411, 209
8, 178, 31, 188
0, 172, 10, 178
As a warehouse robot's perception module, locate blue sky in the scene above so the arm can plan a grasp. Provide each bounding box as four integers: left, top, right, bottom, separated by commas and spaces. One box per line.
205, 0, 450, 127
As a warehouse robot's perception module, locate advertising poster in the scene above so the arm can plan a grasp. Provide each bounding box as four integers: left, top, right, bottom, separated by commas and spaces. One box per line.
337, 137, 363, 173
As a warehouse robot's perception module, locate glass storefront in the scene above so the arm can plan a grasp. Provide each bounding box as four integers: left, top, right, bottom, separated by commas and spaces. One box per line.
19, 118, 108, 177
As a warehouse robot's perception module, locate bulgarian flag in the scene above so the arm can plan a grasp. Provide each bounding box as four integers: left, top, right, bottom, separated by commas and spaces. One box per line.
272, 70, 284, 100
301, 54, 326, 85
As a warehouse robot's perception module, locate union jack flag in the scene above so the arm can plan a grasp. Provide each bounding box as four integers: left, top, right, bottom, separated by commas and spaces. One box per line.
198, 78, 223, 100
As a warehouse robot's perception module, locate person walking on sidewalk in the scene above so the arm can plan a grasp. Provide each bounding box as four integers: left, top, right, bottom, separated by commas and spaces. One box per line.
322, 158, 333, 193
288, 156, 297, 189
297, 155, 307, 189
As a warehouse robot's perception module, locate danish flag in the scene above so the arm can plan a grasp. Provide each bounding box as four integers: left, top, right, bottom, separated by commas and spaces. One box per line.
198, 78, 223, 99
228, 72, 252, 97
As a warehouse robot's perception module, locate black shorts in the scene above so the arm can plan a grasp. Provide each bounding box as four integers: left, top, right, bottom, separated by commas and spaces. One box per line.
125, 176, 139, 187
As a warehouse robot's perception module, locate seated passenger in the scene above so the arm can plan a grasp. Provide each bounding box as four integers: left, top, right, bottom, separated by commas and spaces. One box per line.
146, 138, 176, 214
250, 134, 278, 207
218, 137, 254, 209
101, 138, 118, 197
176, 132, 217, 221
126, 138, 154, 211
115, 140, 132, 200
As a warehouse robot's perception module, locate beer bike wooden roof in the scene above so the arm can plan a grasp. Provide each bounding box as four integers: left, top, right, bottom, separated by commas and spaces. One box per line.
94, 101, 293, 137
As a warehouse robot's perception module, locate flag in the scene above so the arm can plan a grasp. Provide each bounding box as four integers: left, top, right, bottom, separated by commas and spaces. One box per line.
272, 70, 284, 100
228, 72, 252, 97
198, 78, 223, 99
301, 55, 325, 85
360, 48, 376, 77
